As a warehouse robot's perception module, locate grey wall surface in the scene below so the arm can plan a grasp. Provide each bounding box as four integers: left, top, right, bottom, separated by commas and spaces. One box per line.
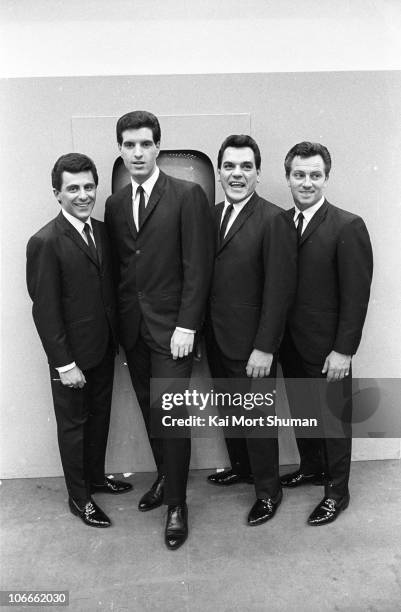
1, 71, 400, 478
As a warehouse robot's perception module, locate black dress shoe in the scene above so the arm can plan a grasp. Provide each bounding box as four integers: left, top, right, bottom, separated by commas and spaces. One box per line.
91, 477, 133, 495
207, 469, 254, 486
247, 490, 283, 526
280, 470, 325, 488
138, 475, 165, 511
68, 497, 111, 528
307, 495, 350, 526
165, 503, 188, 550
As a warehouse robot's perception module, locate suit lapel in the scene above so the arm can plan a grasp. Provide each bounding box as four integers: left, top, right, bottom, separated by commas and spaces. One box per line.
139, 170, 167, 231
121, 183, 138, 240
56, 212, 100, 268
214, 203, 225, 250
217, 193, 258, 253
299, 200, 329, 246
91, 219, 103, 267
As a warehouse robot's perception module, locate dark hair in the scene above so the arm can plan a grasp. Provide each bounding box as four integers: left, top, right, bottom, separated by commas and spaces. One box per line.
217, 134, 261, 170
51, 153, 98, 191
116, 110, 161, 145
284, 141, 331, 177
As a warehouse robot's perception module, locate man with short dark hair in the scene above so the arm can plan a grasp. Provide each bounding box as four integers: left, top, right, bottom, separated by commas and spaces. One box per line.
27, 153, 132, 528
280, 141, 373, 525
205, 134, 297, 526
105, 111, 213, 549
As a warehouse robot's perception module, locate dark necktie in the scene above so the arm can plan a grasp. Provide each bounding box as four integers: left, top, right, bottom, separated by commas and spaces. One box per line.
83, 223, 98, 262
137, 185, 146, 230
296, 212, 304, 244
219, 204, 234, 244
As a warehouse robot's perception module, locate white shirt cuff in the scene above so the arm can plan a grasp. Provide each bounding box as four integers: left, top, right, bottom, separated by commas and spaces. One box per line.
56, 362, 76, 373
175, 327, 195, 334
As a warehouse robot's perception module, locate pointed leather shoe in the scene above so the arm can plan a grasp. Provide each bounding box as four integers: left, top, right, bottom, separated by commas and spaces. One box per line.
138, 474, 165, 511
307, 495, 350, 526
207, 469, 254, 486
91, 476, 133, 495
165, 503, 188, 550
69, 497, 111, 528
247, 490, 283, 526
280, 470, 325, 488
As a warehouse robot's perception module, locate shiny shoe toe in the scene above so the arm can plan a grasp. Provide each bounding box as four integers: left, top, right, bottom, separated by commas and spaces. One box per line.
138, 475, 165, 511
91, 476, 133, 495
69, 497, 111, 528
165, 503, 188, 550
207, 469, 253, 486
307, 495, 350, 526
247, 490, 283, 526
280, 470, 325, 488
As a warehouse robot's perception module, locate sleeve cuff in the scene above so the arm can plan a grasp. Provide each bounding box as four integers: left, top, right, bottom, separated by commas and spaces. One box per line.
56, 362, 76, 373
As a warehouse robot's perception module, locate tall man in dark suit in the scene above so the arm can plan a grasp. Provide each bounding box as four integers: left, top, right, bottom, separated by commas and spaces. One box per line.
205, 135, 297, 525
280, 141, 373, 525
26, 153, 132, 528
105, 111, 213, 549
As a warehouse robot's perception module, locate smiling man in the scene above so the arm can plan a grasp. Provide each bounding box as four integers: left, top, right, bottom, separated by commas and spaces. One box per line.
105, 111, 213, 550
205, 134, 296, 526
280, 141, 373, 525
26, 153, 132, 529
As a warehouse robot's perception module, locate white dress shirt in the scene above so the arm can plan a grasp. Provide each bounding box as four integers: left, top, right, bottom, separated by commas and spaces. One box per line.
220, 193, 254, 238
293, 196, 325, 234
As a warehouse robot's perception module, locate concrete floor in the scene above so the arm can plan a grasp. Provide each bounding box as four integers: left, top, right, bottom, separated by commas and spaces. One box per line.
1, 460, 400, 612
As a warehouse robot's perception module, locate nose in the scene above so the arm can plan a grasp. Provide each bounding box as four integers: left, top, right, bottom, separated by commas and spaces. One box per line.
232, 165, 243, 177
78, 187, 88, 200
303, 174, 312, 188
134, 144, 143, 158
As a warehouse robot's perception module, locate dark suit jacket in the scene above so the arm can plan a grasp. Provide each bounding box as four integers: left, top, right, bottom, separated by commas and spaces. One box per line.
209, 192, 297, 360
104, 170, 214, 353
26, 212, 118, 370
285, 199, 373, 364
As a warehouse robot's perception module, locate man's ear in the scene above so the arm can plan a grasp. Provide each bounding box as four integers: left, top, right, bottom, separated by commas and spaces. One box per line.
155, 141, 161, 157
256, 169, 261, 182
53, 188, 61, 203
217, 168, 221, 182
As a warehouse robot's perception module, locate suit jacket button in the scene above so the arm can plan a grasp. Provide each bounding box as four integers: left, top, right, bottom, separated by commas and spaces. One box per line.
138, 291, 143, 298
136, 249, 141, 255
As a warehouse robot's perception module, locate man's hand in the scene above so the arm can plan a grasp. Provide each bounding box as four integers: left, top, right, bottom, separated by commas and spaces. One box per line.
170, 329, 195, 360
246, 349, 273, 378
60, 366, 86, 389
322, 351, 351, 382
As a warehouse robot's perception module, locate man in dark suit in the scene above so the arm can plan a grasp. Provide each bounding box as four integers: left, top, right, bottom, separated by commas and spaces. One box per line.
105, 111, 213, 549
26, 153, 132, 528
205, 135, 297, 525
280, 141, 373, 525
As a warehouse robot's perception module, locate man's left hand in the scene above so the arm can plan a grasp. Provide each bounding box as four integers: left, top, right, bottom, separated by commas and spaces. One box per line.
246, 349, 273, 378
170, 329, 195, 360
322, 351, 351, 382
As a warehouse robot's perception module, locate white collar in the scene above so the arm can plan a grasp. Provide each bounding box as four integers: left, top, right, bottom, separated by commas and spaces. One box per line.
61, 208, 93, 234
223, 192, 254, 210
294, 196, 325, 221
131, 166, 160, 197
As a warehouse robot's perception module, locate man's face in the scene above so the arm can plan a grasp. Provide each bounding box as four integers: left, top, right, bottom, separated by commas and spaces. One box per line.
119, 127, 160, 184
287, 155, 328, 210
218, 147, 260, 204
54, 170, 96, 221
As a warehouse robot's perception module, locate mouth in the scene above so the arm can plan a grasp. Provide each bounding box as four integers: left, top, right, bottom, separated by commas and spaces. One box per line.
229, 182, 246, 188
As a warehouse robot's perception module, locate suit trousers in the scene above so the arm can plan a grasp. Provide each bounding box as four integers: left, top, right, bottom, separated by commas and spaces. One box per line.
50, 341, 115, 506
125, 319, 193, 506
207, 329, 281, 500
280, 331, 352, 500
